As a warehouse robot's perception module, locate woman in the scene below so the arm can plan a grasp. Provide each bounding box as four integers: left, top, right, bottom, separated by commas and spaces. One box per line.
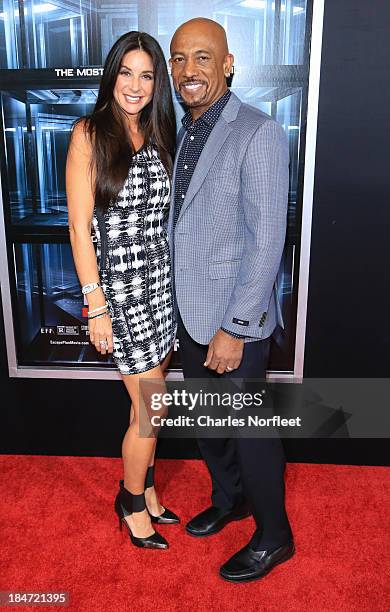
66, 31, 178, 550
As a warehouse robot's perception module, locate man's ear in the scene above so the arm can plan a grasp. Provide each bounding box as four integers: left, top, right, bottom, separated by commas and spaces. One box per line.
224, 53, 235, 77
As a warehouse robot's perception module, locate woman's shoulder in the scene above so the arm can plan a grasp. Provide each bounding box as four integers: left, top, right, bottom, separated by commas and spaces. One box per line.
69, 117, 94, 157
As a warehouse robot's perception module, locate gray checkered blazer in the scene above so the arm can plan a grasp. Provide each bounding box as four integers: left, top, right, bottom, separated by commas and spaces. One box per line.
167, 91, 289, 345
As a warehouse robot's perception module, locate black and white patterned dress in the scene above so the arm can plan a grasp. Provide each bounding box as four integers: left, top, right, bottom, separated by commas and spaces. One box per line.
92, 144, 176, 375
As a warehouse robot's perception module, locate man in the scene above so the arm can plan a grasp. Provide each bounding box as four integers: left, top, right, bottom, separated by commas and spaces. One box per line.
168, 18, 294, 582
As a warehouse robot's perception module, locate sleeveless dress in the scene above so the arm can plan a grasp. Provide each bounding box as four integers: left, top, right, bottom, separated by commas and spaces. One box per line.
92, 144, 176, 375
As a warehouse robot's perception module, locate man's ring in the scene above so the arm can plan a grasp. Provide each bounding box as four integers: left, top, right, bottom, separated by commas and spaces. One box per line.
100, 340, 108, 349
226, 366, 233, 371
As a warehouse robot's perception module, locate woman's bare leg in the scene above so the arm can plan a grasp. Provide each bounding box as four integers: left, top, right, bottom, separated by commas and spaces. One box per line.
121, 363, 166, 537
144, 349, 174, 515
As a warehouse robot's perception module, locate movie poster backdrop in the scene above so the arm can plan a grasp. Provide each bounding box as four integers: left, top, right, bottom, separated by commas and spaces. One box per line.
0, 0, 311, 374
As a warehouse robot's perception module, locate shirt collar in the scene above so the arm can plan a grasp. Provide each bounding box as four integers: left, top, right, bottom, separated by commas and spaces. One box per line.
181, 89, 231, 131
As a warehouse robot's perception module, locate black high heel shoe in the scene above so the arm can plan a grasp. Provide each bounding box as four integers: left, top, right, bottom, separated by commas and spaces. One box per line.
114, 480, 169, 549
144, 466, 180, 525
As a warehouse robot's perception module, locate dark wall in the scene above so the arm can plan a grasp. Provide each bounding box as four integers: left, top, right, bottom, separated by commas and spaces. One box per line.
299, 0, 390, 464
304, 0, 390, 378
1, 0, 389, 464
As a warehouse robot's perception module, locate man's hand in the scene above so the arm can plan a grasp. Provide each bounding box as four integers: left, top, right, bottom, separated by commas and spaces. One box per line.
204, 329, 244, 374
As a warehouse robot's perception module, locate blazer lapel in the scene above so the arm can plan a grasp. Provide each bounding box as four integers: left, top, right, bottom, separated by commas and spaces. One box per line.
176, 118, 232, 223
170, 92, 242, 227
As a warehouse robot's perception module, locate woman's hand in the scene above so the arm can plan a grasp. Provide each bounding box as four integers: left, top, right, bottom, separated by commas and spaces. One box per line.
89, 313, 114, 355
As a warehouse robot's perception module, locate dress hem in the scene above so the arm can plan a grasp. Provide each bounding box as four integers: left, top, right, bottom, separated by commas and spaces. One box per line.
116, 340, 176, 377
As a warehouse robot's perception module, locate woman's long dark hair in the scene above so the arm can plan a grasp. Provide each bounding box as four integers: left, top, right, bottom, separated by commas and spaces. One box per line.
74, 31, 176, 212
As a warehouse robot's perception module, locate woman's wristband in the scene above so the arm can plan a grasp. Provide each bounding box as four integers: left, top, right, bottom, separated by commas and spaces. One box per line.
88, 311, 108, 320
88, 302, 108, 314
82, 282, 100, 295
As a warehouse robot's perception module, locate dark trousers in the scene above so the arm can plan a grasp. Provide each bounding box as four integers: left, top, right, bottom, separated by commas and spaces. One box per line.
177, 310, 293, 550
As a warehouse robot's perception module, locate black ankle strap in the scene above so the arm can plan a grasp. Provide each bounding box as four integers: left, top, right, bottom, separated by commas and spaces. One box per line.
131, 492, 146, 513
120, 482, 146, 513
145, 465, 154, 489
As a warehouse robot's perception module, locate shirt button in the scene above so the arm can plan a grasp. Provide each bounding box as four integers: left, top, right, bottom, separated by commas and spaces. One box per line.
181, 194, 185, 199
184, 165, 188, 170
190, 135, 194, 141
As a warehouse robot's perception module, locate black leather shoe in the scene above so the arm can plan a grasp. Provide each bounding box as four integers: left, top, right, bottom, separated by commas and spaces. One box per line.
220, 541, 295, 583
186, 505, 251, 537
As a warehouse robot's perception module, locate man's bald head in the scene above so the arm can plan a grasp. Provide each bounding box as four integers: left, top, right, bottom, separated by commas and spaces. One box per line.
170, 18, 229, 56
169, 18, 234, 119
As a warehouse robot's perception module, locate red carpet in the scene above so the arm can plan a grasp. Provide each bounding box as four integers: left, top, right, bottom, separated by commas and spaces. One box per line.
0, 456, 389, 612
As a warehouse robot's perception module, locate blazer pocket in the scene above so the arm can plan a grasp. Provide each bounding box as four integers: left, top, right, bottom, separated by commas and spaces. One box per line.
209, 260, 241, 279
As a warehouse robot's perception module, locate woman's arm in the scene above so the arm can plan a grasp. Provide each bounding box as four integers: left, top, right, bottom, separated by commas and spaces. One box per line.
66, 120, 113, 355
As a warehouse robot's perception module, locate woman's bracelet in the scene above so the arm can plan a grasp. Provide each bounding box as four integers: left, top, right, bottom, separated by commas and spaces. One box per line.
82, 282, 101, 295
88, 311, 108, 320
88, 302, 108, 315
